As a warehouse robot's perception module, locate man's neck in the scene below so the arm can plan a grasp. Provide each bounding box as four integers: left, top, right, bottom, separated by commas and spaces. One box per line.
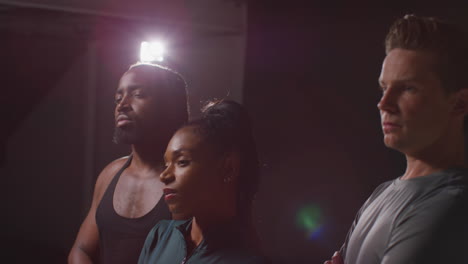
129, 141, 166, 174
402, 135, 467, 180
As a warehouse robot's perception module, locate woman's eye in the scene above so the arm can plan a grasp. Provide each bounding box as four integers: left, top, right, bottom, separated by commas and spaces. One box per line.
114, 97, 122, 104
177, 160, 190, 167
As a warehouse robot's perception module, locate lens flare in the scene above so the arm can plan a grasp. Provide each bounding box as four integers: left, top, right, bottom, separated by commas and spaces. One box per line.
296, 204, 324, 240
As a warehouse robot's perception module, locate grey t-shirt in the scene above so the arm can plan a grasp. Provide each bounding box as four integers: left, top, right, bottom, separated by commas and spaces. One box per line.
341, 168, 468, 264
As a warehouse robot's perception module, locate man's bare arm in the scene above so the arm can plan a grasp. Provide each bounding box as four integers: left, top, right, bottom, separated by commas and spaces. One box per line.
68, 206, 99, 264
68, 158, 128, 264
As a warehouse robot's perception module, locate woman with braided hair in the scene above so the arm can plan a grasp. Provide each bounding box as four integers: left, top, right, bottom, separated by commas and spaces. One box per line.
138, 100, 268, 264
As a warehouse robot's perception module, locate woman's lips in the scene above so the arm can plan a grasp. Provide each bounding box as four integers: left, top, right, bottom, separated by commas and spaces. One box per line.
163, 188, 177, 201
164, 193, 176, 201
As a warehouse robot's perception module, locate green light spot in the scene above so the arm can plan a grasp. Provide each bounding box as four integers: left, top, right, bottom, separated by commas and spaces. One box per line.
296, 204, 322, 233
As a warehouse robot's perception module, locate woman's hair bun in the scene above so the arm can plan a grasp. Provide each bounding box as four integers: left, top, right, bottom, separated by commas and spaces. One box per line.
200, 99, 252, 133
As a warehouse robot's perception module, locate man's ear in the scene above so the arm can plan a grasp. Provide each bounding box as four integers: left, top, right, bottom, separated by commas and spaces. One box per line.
452, 88, 468, 116
223, 151, 240, 184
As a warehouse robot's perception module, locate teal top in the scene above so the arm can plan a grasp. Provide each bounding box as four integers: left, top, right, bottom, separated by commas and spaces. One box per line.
138, 218, 269, 264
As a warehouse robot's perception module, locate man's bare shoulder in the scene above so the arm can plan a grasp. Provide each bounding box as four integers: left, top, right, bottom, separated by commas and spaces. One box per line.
94, 156, 131, 198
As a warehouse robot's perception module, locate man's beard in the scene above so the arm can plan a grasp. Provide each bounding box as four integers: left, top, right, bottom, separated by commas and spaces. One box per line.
113, 117, 174, 146
113, 126, 141, 144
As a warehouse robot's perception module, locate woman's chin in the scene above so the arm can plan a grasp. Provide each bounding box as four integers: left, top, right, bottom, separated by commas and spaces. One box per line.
170, 207, 192, 220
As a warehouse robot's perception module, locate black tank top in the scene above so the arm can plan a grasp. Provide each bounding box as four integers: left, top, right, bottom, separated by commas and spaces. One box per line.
95, 156, 171, 264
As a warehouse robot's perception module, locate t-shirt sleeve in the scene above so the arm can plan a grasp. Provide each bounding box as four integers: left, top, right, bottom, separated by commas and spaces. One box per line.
381, 189, 467, 264
341, 181, 392, 259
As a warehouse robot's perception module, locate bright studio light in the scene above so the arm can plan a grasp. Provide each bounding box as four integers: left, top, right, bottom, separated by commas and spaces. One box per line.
140, 41, 165, 63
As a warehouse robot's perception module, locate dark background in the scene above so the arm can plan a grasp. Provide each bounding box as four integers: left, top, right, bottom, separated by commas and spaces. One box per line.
1, 1, 468, 263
